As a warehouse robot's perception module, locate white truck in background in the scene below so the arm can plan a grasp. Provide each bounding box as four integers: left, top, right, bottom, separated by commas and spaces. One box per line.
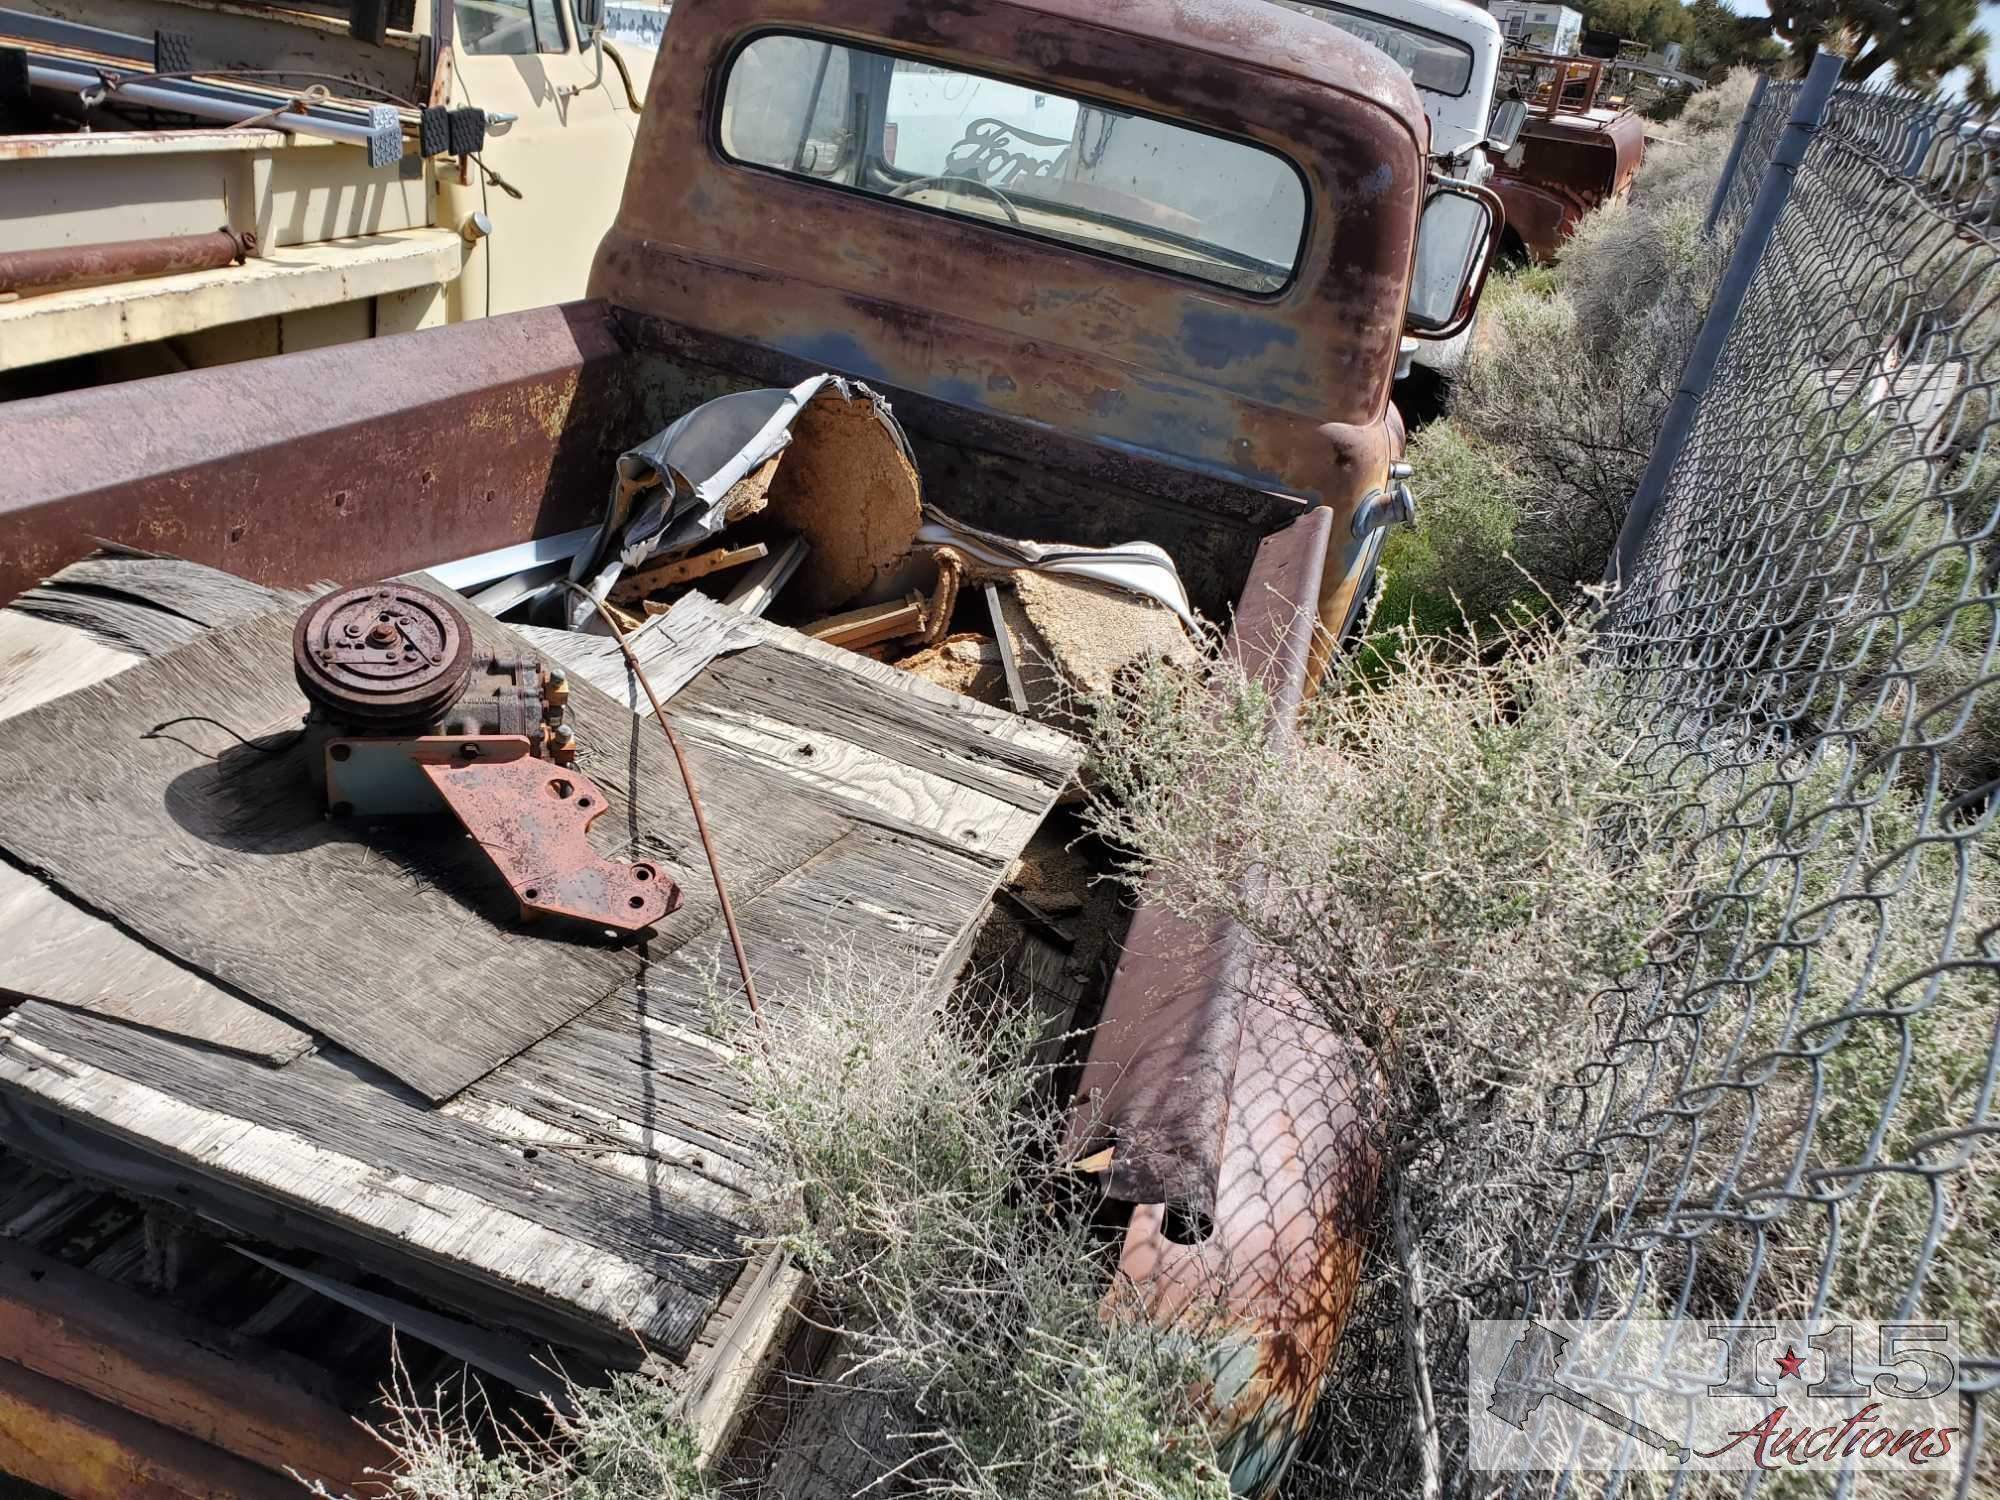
1274, 0, 1520, 379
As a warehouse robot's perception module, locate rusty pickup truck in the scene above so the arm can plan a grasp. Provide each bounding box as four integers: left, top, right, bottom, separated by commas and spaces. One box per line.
1, 0, 1498, 1492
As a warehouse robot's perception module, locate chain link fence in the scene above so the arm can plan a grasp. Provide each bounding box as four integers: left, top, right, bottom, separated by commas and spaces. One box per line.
1293, 61, 2000, 1500
1505, 64, 2000, 1499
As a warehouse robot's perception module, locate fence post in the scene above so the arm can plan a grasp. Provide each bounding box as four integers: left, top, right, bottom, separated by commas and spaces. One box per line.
1604, 49, 1844, 600
1702, 72, 1771, 235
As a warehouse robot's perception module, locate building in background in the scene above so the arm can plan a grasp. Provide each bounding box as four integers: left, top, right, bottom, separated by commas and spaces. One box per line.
1488, 2, 1582, 55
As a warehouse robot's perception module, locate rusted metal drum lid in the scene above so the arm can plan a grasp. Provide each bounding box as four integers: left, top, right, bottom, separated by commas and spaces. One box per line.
293, 581, 474, 729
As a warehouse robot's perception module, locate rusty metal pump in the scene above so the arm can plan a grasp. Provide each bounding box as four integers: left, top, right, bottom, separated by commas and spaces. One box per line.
293, 581, 680, 933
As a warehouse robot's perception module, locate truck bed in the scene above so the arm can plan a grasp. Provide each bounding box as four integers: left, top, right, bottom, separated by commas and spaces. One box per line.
0, 548, 1079, 1483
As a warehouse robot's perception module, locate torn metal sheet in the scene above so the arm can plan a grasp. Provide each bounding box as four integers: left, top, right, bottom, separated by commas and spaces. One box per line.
564, 373, 921, 626
231, 1249, 573, 1408
427, 525, 598, 594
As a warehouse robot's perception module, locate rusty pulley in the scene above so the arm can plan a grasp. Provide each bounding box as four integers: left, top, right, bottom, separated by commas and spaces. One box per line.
292, 581, 474, 730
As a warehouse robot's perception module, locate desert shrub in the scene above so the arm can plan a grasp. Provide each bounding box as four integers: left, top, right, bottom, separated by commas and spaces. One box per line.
734, 948, 1232, 1500
1090, 613, 1702, 1323
1653, 68, 1761, 147
1431, 72, 1748, 604
1084, 616, 1703, 1493
364, 951, 1228, 1500
1375, 418, 1524, 633
351, 1359, 714, 1500
1087, 600, 1999, 1495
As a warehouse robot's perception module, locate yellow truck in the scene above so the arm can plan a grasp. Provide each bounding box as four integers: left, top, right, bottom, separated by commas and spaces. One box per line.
0, 0, 654, 396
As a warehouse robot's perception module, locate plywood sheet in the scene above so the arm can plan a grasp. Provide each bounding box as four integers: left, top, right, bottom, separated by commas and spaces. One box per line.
0, 553, 1080, 1365
0, 600, 312, 1066
0, 607, 844, 1101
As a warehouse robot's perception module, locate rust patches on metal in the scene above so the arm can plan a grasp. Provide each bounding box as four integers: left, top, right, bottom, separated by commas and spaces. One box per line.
0, 1238, 392, 1494
294, 580, 476, 729
591, 0, 1426, 526
1115, 1003, 1380, 1500
423, 754, 683, 931
0, 229, 255, 299
0, 301, 631, 605
1066, 506, 1381, 1496
0, 1357, 320, 1500
289, 579, 671, 929
1065, 507, 1333, 1213
1492, 51, 1646, 264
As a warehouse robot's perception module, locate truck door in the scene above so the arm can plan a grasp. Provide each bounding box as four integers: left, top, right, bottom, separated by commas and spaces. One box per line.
446, 0, 643, 315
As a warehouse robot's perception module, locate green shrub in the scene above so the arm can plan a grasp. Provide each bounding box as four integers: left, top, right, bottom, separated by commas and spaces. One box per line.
1375, 419, 1523, 633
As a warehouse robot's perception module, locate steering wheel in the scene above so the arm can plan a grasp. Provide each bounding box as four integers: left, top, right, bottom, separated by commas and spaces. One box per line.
888, 174, 1023, 226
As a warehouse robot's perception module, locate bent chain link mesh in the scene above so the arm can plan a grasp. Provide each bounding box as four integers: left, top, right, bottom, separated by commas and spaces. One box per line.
1300, 85, 2000, 1500
1519, 85, 2000, 1499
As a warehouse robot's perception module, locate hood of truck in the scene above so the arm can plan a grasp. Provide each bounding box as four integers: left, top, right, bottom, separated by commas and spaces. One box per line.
588, 0, 1425, 515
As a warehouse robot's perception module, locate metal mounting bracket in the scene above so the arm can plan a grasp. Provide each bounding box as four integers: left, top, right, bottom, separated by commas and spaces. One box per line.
420, 755, 681, 932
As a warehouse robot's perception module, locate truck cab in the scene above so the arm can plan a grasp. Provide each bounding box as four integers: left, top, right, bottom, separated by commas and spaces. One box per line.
1278, 0, 1504, 174
1270, 0, 1516, 377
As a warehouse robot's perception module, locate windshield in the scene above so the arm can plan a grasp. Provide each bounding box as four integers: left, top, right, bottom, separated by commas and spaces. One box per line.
1268, 1, 1476, 97
718, 34, 1309, 295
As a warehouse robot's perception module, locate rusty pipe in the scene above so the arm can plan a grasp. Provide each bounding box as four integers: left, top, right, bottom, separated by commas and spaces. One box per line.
0, 229, 256, 300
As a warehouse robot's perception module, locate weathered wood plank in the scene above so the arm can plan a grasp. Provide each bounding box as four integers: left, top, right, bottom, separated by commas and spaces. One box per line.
511, 602, 763, 718
683, 594, 1077, 769
0, 1013, 742, 1355
0, 552, 1080, 1375
0, 864, 311, 1066
0, 608, 141, 720
0, 607, 845, 1101
609, 542, 769, 605
11, 555, 310, 656
670, 652, 1051, 855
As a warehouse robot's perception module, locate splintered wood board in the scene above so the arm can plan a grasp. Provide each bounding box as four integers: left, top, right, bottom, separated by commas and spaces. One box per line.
0, 607, 844, 1101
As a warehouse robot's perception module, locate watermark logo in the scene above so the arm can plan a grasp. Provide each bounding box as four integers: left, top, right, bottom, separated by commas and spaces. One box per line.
1470, 1319, 1962, 1472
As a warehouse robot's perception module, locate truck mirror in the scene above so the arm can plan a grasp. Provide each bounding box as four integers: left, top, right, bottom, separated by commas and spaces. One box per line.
1486, 99, 1528, 154
1405, 179, 1504, 342
572, 0, 605, 38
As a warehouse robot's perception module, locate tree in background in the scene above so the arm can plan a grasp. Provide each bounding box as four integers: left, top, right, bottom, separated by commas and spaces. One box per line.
1762, 0, 1990, 95
1580, 0, 1693, 51
1681, 0, 1783, 80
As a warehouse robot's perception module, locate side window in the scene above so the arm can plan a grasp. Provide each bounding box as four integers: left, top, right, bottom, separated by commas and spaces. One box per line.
719, 36, 857, 182
458, 0, 566, 56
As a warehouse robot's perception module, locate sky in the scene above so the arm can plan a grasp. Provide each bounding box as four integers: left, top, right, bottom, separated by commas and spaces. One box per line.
1715, 1, 2000, 93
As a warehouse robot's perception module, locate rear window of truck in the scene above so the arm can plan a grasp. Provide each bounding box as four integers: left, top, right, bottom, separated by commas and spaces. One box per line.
718, 33, 1309, 296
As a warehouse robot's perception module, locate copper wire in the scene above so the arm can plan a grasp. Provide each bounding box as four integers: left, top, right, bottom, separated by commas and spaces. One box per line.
562, 584, 765, 1036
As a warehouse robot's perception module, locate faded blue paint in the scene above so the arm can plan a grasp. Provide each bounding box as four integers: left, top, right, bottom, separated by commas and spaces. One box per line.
1180, 308, 1300, 372
781, 330, 888, 384
927, 376, 985, 409
1355, 161, 1395, 202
